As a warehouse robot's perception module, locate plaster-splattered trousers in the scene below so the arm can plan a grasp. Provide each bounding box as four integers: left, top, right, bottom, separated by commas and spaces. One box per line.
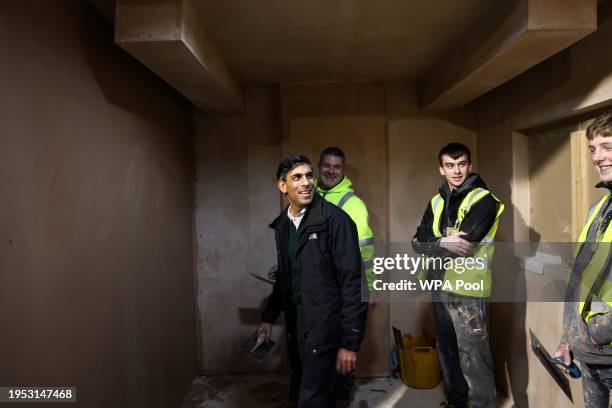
580, 362, 612, 407
433, 290, 496, 408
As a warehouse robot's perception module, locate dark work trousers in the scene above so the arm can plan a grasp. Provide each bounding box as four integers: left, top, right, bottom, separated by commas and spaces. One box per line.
579, 362, 612, 407
285, 307, 302, 402
287, 309, 349, 405
287, 322, 353, 404
332, 372, 355, 402
296, 323, 338, 408
432, 290, 496, 408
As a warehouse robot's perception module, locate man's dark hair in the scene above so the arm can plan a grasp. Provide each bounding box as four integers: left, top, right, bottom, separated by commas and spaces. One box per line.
438, 143, 471, 165
276, 155, 312, 180
586, 113, 612, 140
319, 146, 345, 164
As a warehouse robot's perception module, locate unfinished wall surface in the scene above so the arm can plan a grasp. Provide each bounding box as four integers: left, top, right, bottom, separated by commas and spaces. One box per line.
474, 3, 612, 406
194, 87, 283, 373
0, 2, 197, 407
528, 126, 574, 242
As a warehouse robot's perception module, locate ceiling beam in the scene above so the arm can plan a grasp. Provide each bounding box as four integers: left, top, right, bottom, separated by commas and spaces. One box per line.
420, 0, 597, 111
115, 0, 243, 114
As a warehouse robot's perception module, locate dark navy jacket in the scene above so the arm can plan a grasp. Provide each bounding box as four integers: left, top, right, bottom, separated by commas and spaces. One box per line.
261, 194, 368, 352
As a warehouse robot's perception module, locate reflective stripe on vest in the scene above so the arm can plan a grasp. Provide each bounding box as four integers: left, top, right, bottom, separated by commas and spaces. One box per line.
359, 237, 374, 247
337, 192, 356, 209
576, 193, 612, 324
431, 195, 444, 237
328, 190, 376, 289
426, 188, 504, 297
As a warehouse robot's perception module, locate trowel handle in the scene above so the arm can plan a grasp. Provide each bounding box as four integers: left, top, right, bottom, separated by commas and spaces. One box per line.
550, 356, 582, 379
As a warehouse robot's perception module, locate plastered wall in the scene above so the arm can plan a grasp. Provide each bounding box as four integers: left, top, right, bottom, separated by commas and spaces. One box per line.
474, 3, 612, 406
528, 126, 574, 242
0, 2, 198, 407
194, 87, 283, 373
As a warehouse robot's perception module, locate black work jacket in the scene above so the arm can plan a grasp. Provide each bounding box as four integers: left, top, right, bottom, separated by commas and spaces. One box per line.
261, 194, 368, 352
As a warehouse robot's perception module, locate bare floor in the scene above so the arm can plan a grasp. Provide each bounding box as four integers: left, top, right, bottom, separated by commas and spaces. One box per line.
181, 374, 516, 407
181, 374, 445, 408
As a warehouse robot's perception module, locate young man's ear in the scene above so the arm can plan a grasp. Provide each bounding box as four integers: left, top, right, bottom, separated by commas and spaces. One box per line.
439, 166, 445, 176
277, 179, 287, 194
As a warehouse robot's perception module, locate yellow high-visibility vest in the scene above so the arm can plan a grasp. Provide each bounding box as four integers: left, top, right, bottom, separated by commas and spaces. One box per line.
423, 187, 504, 297
576, 193, 612, 324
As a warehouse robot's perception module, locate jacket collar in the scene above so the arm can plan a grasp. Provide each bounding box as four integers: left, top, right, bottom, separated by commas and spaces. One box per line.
269, 194, 327, 231
439, 173, 488, 200
595, 181, 612, 193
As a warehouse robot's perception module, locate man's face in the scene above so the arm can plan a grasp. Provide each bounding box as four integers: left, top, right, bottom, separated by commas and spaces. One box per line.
278, 164, 314, 209
439, 154, 472, 190
589, 135, 612, 183
319, 154, 344, 189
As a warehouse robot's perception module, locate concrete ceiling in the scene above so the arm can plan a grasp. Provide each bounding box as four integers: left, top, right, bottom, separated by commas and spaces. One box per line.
191, 0, 502, 85
114, 0, 597, 113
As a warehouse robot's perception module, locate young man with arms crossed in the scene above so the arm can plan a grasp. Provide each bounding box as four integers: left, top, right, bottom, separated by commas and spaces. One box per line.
555, 113, 612, 407
412, 143, 504, 408
257, 155, 368, 408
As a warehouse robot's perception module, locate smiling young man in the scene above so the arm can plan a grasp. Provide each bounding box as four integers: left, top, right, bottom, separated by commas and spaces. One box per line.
258, 155, 368, 408
315, 147, 375, 406
412, 143, 504, 408
555, 113, 612, 408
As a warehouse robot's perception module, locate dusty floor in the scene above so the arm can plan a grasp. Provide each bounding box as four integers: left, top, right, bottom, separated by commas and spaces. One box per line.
181, 374, 516, 407
181, 373, 516, 407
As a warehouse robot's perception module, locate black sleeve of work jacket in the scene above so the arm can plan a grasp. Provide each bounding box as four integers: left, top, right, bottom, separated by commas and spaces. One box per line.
412, 202, 448, 257
261, 232, 284, 324
261, 277, 283, 324
459, 194, 497, 243
412, 194, 497, 256
330, 211, 368, 352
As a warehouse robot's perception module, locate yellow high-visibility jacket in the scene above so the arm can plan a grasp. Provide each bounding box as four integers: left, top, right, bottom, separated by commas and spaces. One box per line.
316, 177, 375, 289
577, 192, 612, 325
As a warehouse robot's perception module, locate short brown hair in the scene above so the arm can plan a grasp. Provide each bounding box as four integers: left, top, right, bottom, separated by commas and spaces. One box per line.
586, 113, 612, 140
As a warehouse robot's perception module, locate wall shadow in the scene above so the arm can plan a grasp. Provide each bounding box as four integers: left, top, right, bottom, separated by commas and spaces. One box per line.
491, 198, 541, 408
76, 1, 193, 134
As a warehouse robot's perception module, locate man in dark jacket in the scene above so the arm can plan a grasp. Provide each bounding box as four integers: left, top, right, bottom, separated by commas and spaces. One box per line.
412, 143, 503, 408
258, 155, 368, 408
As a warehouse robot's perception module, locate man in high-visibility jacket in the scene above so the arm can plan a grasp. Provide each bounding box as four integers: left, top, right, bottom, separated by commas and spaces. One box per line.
316, 147, 375, 290
555, 113, 612, 408
412, 143, 504, 408
315, 146, 374, 407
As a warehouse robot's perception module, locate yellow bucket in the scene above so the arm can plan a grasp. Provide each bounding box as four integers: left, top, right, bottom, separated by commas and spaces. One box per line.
399, 333, 441, 389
